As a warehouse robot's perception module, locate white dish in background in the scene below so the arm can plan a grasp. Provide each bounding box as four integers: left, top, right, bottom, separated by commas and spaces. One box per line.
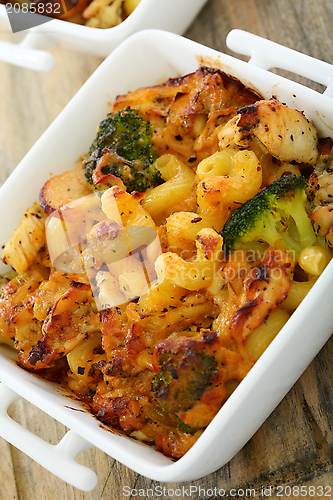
1, 29, 333, 491
0, 0, 208, 71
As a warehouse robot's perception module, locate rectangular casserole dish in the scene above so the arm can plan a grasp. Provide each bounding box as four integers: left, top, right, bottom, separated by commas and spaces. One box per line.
1, 28, 333, 491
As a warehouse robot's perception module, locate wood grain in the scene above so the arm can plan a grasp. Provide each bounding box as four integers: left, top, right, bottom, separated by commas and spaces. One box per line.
1, 0, 333, 498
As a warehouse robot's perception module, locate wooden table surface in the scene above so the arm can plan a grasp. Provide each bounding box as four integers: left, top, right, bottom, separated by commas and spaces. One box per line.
1, 0, 333, 498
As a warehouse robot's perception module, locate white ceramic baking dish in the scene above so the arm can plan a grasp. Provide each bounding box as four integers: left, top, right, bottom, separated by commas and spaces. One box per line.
1, 29, 333, 491
0, 0, 207, 71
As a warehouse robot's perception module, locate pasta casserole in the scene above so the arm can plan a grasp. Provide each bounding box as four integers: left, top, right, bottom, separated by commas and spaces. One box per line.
1, 66, 333, 459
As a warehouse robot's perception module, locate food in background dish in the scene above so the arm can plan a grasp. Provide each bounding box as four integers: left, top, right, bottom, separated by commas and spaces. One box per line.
1, 67, 332, 459
1, 0, 141, 28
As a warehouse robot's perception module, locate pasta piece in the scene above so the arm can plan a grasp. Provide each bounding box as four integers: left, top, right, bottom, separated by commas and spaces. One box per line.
117, 255, 150, 300
245, 308, 290, 361
132, 291, 216, 338
155, 228, 222, 290
45, 192, 108, 273
101, 186, 156, 228
142, 155, 196, 225
2, 203, 47, 273
196, 149, 262, 231
95, 270, 127, 309
33, 271, 82, 322
298, 245, 331, 276
281, 279, 317, 311
45, 215, 69, 266
58, 192, 107, 244
166, 211, 212, 258
123, 0, 141, 15
0, 334, 14, 347
67, 332, 106, 392
136, 280, 187, 314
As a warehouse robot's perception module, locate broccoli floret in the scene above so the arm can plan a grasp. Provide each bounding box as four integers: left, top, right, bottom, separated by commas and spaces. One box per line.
83, 108, 162, 193
153, 333, 218, 415
222, 174, 316, 257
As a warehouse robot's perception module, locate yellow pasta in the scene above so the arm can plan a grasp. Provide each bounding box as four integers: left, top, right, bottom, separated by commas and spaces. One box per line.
45, 215, 70, 265
103, 186, 156, 228
196, 148, 237, 179
123, 0, 141, 15
67, 332, 106, 392
137, 291, 216, 337
281, 279, 317, 310
3, 203, 47, 273
196, 149, 262, 231
165, 211, 214, 256
0, 334, 14, 347
137, 279, 186, 313
298, 245, 332, 276
142, 155, 196, 224
95, 270, 127, 309
155, 228, 222, 290
245, 308, 290, 361
118, 255, 150, 300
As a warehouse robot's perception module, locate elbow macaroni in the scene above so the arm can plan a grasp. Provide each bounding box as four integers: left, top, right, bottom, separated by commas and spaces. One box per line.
142, 155, 196, 225
155, 228, 222, 290
196, 149, 262, 231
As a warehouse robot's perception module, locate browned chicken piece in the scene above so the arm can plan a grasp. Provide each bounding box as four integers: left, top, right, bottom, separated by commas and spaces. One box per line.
219, 99, 319, 165
312, 137, 333, 175
21, 273, 101, 370
307, 149, 333, 246
310, 205, 333, 247
214, 248, 294, 347
311, 168, 333, 204
306, 138, 333, 204
0, 266, 48, 350
33, 271, 85, 321
93, 394, 146, 432
113, 67, 261, 167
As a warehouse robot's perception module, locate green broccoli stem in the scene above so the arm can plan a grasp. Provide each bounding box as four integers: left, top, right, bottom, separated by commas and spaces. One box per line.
278, 190, 316, 253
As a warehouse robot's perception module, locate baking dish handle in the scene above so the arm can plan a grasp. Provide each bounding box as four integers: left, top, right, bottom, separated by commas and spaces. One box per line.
0, 383, 97, 491
0, 32, 55, 71
226, 29, 333, 98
